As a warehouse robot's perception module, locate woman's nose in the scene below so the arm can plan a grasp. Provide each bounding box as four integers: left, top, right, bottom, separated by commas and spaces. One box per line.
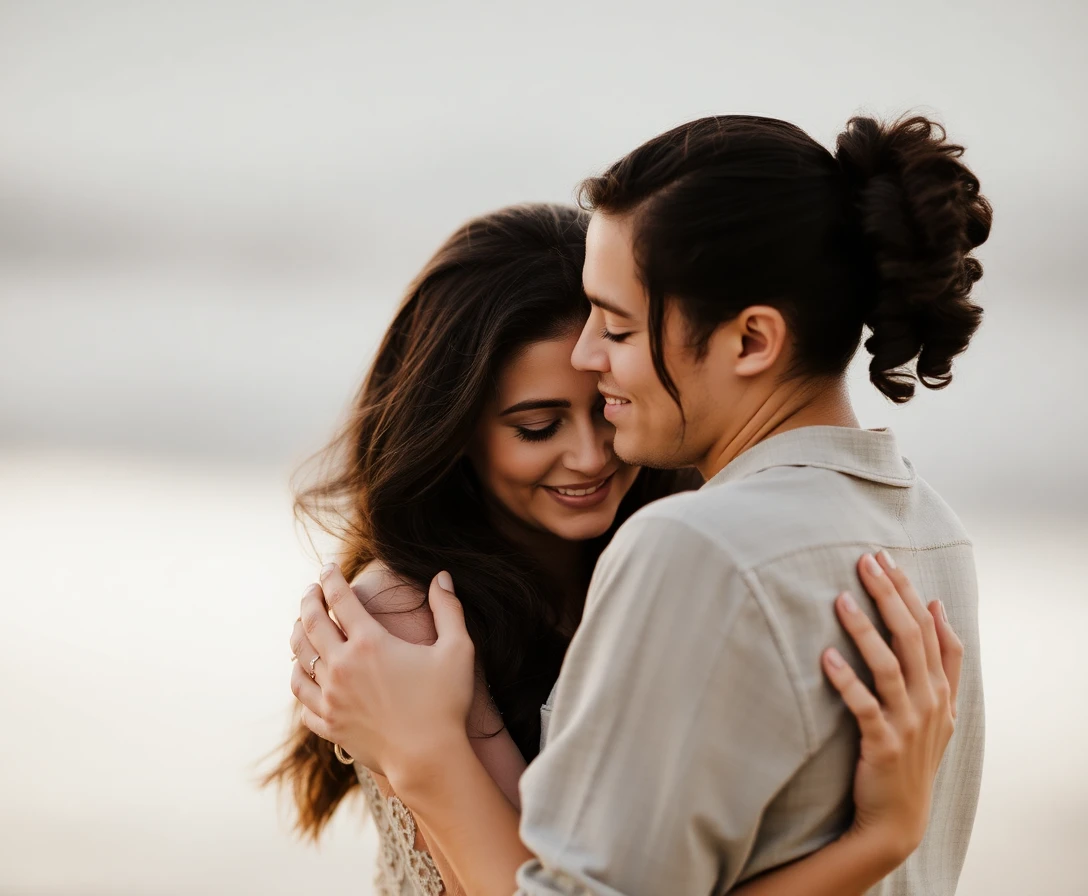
564, 423, 609, 477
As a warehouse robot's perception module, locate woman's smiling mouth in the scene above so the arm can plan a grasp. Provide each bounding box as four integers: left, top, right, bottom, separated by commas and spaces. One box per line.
543, 473, 615, 507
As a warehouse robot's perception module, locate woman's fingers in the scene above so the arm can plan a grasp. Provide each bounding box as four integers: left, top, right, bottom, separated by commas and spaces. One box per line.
429, 572, 470, 646
300, 583, 347, 656
857, 553, 927, 689
822, 646, 890, 748
298, 705, 332, 743
876, 553, 944, 685
289, 621, 324, 684
319, 563, 390, 642
833, 591, 908, 715
928, 600, 964, 718
290, 660, 326, 719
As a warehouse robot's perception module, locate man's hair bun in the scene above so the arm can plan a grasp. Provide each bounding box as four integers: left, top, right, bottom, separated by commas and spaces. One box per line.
836, 115, 992, 402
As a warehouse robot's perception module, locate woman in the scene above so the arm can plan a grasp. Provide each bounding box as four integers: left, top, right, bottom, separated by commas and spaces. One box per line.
271, 201, 964, 895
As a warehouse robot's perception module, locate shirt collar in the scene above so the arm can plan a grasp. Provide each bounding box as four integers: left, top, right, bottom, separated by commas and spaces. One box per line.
705, 426, 915, 490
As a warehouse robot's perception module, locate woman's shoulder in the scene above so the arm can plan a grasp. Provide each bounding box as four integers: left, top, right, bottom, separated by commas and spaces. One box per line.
351, 560, 436, 645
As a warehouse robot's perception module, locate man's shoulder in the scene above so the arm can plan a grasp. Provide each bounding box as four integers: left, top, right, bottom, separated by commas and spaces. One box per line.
609, 488, 736, 562
613, 471, 818, 571
593, 486, 763, 606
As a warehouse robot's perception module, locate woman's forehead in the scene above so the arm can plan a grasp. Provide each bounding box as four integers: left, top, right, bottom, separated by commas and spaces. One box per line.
494, 333, 596, 405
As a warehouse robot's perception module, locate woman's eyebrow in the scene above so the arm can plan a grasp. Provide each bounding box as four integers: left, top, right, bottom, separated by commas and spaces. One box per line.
499, 399, 572, 417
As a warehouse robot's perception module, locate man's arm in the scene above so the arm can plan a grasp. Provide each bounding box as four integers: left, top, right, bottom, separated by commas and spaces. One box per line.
514, 514, 809, 895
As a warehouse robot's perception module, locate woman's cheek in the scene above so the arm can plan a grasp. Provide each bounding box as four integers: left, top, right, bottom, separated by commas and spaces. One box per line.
501, 439, 551, 489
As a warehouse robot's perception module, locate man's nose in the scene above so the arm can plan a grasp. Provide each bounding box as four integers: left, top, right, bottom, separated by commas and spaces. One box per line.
571, 314, 607, 373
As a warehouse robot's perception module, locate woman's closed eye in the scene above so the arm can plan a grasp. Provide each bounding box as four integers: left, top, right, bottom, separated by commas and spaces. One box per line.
514, 420, 561, 442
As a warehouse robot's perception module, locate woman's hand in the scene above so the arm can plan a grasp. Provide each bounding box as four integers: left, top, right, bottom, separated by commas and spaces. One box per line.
289, 564, 476, 786
823, 552, 963, 864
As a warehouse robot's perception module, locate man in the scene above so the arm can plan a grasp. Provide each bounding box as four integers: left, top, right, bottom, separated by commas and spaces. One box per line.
294, 114, 986, 894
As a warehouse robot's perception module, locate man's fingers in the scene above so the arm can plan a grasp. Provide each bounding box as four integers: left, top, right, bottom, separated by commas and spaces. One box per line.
876, 552, 944, 684
857, 553, 927, 689
929, 600, 964, 719
429, 572, 471, 646
319, 563, 388, 641
300, 583, 347, 656
834, 592, 908, 714
822, 647, 890, 747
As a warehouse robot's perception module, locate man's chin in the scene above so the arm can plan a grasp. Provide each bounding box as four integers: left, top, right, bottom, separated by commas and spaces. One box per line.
613, 431, 659, 469
614, 430, 691, 471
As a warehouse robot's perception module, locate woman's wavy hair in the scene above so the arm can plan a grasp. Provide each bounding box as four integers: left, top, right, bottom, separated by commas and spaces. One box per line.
263, 203, 696, 839
579, 114, 992, 403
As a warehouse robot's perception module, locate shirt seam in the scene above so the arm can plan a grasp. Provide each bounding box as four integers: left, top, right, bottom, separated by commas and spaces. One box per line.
625, 517, 815, 754
738, 567, 818, 756
722, 536, 973, 574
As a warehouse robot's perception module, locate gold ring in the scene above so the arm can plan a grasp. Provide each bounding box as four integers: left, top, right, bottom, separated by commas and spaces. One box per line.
333, 743, 355, 765
308, 655, 319, 681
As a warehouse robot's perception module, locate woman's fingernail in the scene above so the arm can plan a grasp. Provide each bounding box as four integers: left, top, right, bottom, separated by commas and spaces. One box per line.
437, 570, 454, 592
863, 554, 884, 577
826, 648, 845, 669
840, 592, 858, 614
320, 562, 337, 577
939, 600, 948, 623
878, 550, 897, 569
303, 584, 320, 599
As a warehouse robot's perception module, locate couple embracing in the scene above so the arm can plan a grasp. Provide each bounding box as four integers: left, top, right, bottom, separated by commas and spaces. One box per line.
269, 113, 989, 895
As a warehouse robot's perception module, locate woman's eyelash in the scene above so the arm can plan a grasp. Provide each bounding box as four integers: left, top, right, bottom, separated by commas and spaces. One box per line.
600, 327, 630, 343
515, 421, 561, 442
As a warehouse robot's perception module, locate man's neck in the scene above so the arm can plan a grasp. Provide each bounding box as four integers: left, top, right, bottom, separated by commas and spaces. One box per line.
697, 377, 859, 481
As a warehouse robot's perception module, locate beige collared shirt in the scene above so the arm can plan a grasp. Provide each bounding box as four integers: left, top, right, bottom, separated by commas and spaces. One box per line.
516, 426, 984, 896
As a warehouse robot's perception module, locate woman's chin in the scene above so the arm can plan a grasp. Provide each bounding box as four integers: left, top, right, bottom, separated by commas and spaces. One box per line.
547, 509, 618, 543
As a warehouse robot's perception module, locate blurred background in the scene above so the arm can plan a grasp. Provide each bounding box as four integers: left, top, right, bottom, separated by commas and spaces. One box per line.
1, 1, 1084, 894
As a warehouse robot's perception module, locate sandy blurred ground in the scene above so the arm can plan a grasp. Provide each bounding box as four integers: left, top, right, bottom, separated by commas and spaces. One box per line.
0, 452, 1083, 895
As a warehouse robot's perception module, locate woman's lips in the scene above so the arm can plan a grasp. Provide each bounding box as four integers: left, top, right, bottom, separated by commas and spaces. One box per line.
543, 473, 614, 509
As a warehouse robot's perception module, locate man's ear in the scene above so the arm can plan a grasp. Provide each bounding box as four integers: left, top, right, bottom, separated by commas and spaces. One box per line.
734, 306, 788, 377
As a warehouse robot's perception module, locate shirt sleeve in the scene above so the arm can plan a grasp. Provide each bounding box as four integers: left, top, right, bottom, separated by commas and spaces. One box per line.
515, 513, 810, 895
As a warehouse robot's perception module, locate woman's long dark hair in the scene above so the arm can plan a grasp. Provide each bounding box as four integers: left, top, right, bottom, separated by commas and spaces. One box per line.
264, 203, 696, 839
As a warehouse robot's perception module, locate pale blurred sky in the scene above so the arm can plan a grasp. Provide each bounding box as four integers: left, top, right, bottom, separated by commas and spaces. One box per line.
1, 0, 1085, 511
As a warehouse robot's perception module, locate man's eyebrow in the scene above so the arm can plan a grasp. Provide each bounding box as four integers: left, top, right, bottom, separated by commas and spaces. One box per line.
498, 399, 572, 417
585, 293, 635, 320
